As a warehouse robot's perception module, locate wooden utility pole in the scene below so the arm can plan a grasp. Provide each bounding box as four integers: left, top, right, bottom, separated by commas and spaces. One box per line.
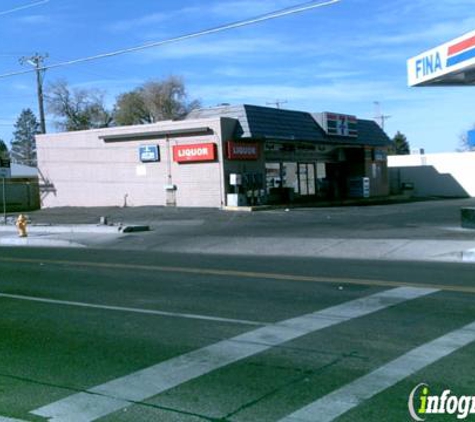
20, 53, 48, 134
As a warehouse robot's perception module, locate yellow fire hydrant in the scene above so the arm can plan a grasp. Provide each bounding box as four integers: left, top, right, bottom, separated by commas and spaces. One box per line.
16, 214, 28, 238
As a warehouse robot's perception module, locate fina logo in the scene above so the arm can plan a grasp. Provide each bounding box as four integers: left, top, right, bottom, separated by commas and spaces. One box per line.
415, 51, 444, 79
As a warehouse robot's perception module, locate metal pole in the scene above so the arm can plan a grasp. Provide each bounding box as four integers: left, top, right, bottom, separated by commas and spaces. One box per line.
2, 177, 6, 225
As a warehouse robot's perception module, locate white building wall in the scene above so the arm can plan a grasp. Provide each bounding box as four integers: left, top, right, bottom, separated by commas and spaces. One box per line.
388, 152, 475, 197
37, 118, 230, 208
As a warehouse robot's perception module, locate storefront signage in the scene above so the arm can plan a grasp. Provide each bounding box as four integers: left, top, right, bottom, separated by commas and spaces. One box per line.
320, 113, 357, 138
408, 29, 475, 86
173, 143, 216, 163
468, 130, 475, 148
139, 145, 160, 162
0, 157, 11, 178
373, 149, 387, 162
226, 142, 259, 160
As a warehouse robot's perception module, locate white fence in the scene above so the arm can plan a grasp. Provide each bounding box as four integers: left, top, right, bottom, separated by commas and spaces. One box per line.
388, 152, 475, 197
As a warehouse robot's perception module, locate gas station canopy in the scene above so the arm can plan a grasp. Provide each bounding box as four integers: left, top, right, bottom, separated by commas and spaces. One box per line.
407, 29, 475, 86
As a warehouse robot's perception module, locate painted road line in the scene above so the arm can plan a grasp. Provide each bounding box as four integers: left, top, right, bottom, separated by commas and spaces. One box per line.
31, 286, 437, 422
0, 417, 28, 422
0, 293, 264, 327
0, 256, 474, 294
278, 320, 475, 422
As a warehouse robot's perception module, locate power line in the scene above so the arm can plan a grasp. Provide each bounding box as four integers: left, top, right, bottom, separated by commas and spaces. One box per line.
0, 0, 50, 17
48, 54, 134, 80
0, 0, 341, 80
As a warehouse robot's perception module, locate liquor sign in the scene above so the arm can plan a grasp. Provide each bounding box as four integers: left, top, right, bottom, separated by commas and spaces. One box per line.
139, 145, 160, 162
323, 113, 358, 137
173, 143, 216, 163
226, 142, 259, 160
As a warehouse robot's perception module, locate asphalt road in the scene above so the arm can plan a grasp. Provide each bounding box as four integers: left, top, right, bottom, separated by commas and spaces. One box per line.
0, 247, 474, 421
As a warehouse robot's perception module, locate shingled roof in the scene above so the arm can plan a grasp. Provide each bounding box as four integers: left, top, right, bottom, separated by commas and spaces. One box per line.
187, 104, 391, 147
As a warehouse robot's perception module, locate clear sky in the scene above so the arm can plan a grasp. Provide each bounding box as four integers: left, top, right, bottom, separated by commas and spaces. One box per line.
0, 0, 474, 153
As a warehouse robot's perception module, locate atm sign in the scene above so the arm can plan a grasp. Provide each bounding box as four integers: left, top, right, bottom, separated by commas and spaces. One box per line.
226, 142, 259, 160
173, 143, 216, 163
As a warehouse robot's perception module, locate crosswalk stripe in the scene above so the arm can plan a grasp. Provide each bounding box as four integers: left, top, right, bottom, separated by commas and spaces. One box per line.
278, 319, 475, 422
31, 286, 437, 422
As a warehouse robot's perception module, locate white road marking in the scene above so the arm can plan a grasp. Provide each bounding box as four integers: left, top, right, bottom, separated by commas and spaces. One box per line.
0, 292, 264, 326
0, 417, 28, 422
279, 320, 475, 422
31, 286, 437, 422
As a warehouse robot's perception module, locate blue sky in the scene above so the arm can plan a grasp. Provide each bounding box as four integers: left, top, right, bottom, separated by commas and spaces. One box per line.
0, 0, 474, 153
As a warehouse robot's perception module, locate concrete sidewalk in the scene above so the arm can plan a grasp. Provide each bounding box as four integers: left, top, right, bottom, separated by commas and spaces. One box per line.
0, 230, 474, 262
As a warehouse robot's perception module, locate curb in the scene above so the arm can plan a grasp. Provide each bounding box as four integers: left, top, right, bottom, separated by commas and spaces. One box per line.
0, 237, 86, 248
0, 225, 150, 234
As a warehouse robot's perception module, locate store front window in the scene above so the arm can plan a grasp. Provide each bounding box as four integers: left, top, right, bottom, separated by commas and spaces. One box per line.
265, 162, 318, 202
298, 163, 316, 196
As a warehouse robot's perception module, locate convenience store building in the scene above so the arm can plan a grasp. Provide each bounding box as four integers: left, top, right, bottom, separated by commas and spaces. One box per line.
37, 104, 391, 208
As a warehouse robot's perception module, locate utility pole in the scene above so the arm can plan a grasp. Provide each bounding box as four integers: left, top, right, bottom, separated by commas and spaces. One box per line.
20, 53, 48, 134
373, 101, 391, 131
266, 99, 288, 109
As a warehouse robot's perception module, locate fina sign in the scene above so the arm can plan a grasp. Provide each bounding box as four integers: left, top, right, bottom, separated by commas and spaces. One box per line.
173, 142, 217, 163
408, 29, 475, 86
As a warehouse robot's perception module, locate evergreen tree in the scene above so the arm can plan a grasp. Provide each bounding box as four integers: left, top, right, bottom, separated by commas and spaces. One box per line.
11, 108, 39, 166
0, 139, 9, 160
390, 131, 410, 155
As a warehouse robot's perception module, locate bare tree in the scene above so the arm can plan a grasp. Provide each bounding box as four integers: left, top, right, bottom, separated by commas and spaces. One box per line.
46, 80, 113, 131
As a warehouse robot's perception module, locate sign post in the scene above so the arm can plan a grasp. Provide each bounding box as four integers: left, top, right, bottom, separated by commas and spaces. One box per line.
2, 177, 5, 224
0, 157, 11, 224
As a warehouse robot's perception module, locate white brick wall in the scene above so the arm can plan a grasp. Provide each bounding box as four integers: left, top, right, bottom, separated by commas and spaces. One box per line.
37, 119, 228, 208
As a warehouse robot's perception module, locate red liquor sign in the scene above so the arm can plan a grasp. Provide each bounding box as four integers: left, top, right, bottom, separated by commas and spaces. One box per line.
226, 142, 259, 160
173, 143, 217, 163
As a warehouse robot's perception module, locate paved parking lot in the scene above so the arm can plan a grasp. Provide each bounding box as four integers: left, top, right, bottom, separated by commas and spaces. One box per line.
2, 198, 475, 262
13, 198, 475, 240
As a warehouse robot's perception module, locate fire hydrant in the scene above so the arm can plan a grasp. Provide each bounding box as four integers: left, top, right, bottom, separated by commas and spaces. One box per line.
16, 214, 28, 238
